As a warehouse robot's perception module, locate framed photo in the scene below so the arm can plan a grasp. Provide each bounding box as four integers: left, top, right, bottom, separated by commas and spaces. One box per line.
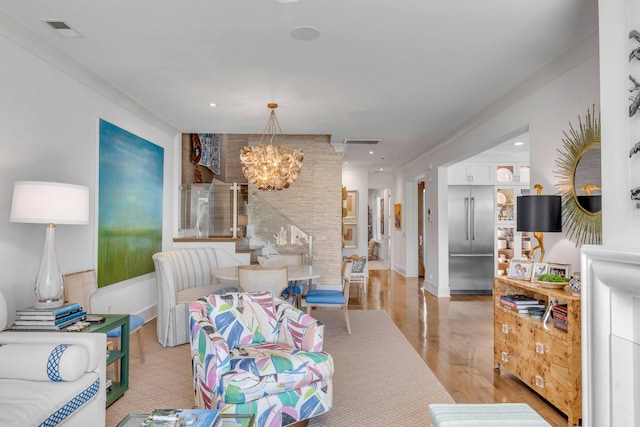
547, 263, 571, 279
531, 262, 548, 281
507, 259, 533, 280
345, 191, 358, 219
394, 203, 402, 229
342, 223, 357, 248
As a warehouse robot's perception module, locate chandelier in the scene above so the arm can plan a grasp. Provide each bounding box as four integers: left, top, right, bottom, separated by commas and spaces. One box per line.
240, 103, 304, 191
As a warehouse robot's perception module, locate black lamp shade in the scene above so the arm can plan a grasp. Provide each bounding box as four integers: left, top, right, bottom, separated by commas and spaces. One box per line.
577, 195, 602, 213
517, 195, 562, 232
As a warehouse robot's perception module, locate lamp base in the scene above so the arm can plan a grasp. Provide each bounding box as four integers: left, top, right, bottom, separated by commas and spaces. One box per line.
34, 299, 64, 309
34, 224, 65, 310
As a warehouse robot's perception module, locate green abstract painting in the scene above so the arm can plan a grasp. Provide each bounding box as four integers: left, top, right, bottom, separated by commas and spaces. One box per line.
98, 119, 164, 287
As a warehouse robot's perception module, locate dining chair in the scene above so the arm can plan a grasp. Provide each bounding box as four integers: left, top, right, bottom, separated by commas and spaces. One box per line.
344, 255, 367, 294
278, 254, 305, 307
305, 261, 352, 334
238, 265, 289, 297
62, 269, 146, 377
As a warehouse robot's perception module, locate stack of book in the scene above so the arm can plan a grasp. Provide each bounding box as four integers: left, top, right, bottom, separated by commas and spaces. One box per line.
11, 303, 87, 331
499, 294, 546, 314
552, 304, 568, 331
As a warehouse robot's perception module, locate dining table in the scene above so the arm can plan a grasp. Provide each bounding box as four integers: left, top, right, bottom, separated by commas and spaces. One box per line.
212, 264, 328, 283
212, 264, 329, 308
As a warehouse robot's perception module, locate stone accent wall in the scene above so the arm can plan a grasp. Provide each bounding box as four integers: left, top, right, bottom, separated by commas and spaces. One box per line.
180, 133, 343, 284
246, 134, 343, 285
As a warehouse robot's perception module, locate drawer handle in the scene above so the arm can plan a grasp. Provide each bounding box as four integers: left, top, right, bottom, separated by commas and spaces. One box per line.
501, 351, 509, 363
502, 324, 509, 334
535, 375, 545, 388
536, 342, 545, 354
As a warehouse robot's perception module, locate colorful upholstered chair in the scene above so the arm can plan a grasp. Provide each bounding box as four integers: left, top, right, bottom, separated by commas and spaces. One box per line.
189, 292, 334, 426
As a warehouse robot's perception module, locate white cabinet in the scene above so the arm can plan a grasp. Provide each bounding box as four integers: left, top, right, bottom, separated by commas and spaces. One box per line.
494, 185, 531, 275
448, 163, 493, 185
495, 163, 530, 184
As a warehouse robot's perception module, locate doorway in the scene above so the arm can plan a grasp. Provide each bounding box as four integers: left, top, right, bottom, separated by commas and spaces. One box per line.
417, 181, 425, 277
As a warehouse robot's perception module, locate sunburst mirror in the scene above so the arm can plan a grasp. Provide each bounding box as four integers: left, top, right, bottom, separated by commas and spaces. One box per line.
554, 107, 602, 246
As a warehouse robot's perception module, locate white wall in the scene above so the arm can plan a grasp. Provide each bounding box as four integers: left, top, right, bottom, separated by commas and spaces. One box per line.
0, 31, 177, 322
394, 31, 600, 296
342, 168, 369, 258
600, 0, 640, 248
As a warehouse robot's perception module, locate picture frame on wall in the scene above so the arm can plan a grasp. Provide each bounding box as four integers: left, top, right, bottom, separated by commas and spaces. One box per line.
394, 203, 402, 229
345, 190, 358, 219
507, 259, 533, 280
342, 223, 357, 248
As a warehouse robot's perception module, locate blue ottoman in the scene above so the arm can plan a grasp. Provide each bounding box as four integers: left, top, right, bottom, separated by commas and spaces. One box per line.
428, 403, 551, 427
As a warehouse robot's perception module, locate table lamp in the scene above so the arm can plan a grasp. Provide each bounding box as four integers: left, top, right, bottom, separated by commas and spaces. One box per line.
10, 181, 89, 308
516, 184, 562, 262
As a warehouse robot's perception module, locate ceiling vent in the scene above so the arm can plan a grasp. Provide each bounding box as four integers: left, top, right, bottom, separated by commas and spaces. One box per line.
44, 20, 82, 38
343, 139, 380, 145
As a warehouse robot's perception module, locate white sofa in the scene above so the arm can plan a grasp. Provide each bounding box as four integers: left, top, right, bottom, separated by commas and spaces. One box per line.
152, 247, 244, 347
0, 291, 106, 426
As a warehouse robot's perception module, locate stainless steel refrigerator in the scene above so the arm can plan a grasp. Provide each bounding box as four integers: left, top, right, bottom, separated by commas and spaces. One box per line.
448, 185, 494, 294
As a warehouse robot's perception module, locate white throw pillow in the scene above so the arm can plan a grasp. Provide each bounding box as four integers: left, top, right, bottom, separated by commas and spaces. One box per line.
0, 343, 89, 382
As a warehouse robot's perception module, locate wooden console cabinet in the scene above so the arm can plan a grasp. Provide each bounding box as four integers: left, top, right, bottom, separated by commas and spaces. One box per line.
493, 276, 581, 427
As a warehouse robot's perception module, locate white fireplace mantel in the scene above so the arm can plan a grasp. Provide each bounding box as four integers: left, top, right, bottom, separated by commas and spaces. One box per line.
582, 245, 640, 427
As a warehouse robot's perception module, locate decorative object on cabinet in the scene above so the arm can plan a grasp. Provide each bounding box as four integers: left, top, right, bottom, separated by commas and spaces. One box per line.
394, 203, 401, 229
507, 259, 533, 280
10, 181, 90, 309
495, 188, 515, 221
531, 262, 548, 281
554, 106, 601, 245
546, 262, 571, 279
240, 103, 304, 191
516, 184, 562, 262
493, 276, 582, 427
569, 272, 581, 294
344, 190, 358, 218
496, 167, 514, 183
342, 223, 357, 248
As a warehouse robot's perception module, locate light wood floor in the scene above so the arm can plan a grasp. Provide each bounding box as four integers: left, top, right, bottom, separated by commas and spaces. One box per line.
355, 269, 568, 427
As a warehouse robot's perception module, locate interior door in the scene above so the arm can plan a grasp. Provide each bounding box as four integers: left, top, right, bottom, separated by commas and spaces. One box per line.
417, 181, 425, 277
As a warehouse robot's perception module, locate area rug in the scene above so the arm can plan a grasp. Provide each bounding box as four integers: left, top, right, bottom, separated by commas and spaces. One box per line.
309, 310, 455, 426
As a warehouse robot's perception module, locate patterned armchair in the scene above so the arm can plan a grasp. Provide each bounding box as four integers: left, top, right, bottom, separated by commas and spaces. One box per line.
189, 292, 333, 427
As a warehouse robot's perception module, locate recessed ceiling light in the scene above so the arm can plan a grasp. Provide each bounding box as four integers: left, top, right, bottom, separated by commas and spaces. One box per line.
369, 151, 373, 154
379, 168, 384, 171
273, 0, 300, 3
209, 102, 217, 107
290, 26, 321, 41
514, 141, 524, 146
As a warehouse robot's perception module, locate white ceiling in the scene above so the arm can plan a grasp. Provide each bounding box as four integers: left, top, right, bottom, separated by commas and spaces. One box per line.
0, 0, 598, 173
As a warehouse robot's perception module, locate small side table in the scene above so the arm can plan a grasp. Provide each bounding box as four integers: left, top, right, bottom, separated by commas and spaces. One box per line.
64, 314, 130, 407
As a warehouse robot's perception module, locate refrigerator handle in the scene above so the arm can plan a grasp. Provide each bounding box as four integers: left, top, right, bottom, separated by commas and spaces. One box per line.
464, 197, 469, 241
471, 197, 476, 240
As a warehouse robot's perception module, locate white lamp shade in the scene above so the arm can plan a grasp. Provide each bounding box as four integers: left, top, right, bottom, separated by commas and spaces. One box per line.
10, 181, 89, 225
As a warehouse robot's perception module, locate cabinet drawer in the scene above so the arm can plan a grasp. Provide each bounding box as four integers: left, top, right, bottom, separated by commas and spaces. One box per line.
495, 343, 528, 379
531, 329, 570, 370
521, 363, 571, 414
